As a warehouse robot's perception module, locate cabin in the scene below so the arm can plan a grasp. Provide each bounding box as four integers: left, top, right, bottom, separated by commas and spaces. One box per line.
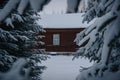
38, 27, 84, 53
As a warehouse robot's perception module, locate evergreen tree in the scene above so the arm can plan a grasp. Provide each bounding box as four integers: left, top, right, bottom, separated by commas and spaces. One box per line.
67, 0, 120, 80
0, 0, 50, 80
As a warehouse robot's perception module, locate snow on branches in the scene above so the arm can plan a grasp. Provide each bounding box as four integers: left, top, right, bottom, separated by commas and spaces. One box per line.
0, 58, 30, 80
0, 0, 48, 79
0, 0, 50, 23
73, 0, 120, 80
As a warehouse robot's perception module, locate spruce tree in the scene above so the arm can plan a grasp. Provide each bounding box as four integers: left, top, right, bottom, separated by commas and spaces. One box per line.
67, 0, 120, 80
0, 0, 49, 79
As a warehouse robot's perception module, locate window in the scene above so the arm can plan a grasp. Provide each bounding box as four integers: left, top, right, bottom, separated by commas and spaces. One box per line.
53, 34, 60, 45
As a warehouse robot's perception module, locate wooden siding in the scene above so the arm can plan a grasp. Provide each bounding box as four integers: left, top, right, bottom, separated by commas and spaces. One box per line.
38, 28, 84, 52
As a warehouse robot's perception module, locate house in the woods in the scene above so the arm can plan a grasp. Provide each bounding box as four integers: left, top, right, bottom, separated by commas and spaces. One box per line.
38, 27, 85, 53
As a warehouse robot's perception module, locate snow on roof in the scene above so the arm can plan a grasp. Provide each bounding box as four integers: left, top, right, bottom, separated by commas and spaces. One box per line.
38, 13, 96, 29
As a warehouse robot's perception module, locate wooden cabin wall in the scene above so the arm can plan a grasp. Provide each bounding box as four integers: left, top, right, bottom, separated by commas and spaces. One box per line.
37, 28, 84, 52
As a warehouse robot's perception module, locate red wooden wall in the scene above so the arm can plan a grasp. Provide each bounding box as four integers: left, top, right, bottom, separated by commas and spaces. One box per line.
38, 28, 84, 52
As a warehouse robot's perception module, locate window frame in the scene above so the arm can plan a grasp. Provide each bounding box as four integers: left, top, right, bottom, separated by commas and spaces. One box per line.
53, 34, 60, 46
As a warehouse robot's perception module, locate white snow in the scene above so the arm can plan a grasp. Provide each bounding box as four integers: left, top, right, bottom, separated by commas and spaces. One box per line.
5, 18, 14, 28
17, 0, 29, 14
78, 0, 88, 12
0, 59, 29, 80
40, 0, 67, 14
76, 69, 120, 80
0, 0, 50, 22
74, 0, 120, 80
38, 13, 96, 28
0, 0, 20, 22
12, 14, 24, 22
40, 55, 93, 80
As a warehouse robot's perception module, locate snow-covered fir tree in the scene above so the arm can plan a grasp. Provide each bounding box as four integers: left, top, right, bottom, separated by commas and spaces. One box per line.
10, 10, 47, 80
67, 0, 120, 80
0, 0, 50, 22
0, 0, 50, 80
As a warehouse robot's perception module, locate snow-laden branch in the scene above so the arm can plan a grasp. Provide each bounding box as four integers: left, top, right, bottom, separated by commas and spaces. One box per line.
0, 59, 29, 80
0, 0, 51, 23
101, 12, 120, 65
74, 0, 120, 80
75, 11, 116, 47
0, 0, 20, 22
17, 0, 29, 14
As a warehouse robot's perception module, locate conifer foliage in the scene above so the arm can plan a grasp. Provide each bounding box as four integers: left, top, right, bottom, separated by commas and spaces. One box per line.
0, 0, 50, 80
67, 0, 120, 80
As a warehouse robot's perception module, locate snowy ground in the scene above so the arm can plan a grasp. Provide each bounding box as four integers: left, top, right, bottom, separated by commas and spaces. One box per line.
40, 55, 93, 80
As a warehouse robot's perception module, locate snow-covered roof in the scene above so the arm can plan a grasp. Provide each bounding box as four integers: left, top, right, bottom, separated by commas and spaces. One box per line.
38, 13, 96, 29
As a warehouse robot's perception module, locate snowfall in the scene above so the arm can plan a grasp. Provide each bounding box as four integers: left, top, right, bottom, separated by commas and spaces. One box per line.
40, 55, 93, 80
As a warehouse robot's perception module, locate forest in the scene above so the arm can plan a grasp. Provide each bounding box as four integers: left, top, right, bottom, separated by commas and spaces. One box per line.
0, 0, 120, 80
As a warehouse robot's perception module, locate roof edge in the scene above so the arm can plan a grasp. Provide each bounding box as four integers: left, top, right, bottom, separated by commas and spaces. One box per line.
44, 27, 85, 30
